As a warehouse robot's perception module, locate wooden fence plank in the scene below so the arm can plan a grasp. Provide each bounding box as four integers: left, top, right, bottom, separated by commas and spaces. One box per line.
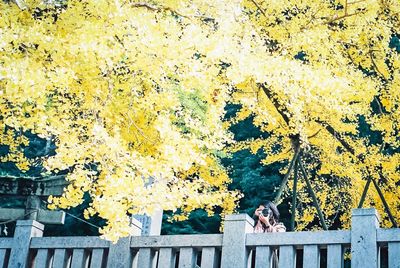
158, 248, 175, 268
255, 246, 271, 268
0, 249, 8, 268
52, 249, 68, 268
279, 246, 295, 268
327, 244, 342, 268
178, 248, 196, 268
34, 249, 49, 268
90, 249, 104, 268
389, 242, 400, 268
303, 245, 319, 268
70, 249, 87, 268
137, 248, 153, 268
201, 247, 219, 268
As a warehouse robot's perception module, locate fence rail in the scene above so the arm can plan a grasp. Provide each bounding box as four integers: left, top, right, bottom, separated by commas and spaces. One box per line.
31, 237, 110, 249
0, 208, 399, 268
246, 230, 351, 246
130, 234, 223, 248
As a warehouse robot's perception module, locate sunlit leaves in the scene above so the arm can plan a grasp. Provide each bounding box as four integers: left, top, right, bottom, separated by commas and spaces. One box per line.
0, 0, 243, 241
1, 0, 400, 238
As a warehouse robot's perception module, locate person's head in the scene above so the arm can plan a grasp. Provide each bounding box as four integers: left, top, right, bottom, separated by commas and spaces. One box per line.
257, 200, 280, 221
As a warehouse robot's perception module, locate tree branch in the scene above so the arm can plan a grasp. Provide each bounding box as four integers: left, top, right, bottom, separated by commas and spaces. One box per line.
259, 84, 291, 126
257, 60, 396, 227
249, 0, 267, 17
369, 50, 388, 81
308, 129, 322, 139
347, 0, 367, 6
131, 2, 213, 20
315, 119, 355, 155
132, 2, 189, 18
324, 11, 364, 25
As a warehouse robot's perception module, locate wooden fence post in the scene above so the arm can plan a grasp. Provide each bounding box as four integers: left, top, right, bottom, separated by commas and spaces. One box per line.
107, 217, 142, 268
351, 208, 379, 268
221, 214, 254, 268
9, 220, 44, 268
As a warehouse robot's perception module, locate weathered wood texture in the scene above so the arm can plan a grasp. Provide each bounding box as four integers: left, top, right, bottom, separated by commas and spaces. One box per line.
0, 208, 399, 268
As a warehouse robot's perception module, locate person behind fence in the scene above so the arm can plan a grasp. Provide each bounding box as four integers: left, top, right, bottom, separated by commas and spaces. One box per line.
253, 201, 286, 267
253, 200, 286, 233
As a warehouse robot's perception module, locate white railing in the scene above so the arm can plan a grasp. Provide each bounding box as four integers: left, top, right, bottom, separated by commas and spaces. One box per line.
0, 208, 399, 267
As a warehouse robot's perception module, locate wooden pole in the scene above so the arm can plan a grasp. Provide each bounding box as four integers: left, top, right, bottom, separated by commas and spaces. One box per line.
372, 177, 398, 227
299, 158, 328, 230
358, 176, 372, 208
358, 171, 397, 227
273, 148, 300, 204
290, 158, 299, 231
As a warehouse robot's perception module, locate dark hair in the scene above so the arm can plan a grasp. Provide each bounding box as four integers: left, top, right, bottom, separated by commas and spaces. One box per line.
260, 200, 280, 221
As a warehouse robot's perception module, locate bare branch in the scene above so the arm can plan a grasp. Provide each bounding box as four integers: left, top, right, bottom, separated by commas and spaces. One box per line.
132, 2, 190, 18
300, 5, 324, 31
324, 11, 363, 24
119, 112, 156, 144
374, 96, 384, 114
347, 0, 367, 5
315, 119, 355, 155
369, 50, 389, 81
308, 129, 322, 139
322, 0, 367, 25
131, 2, 213, 20
259, 84, 291, 126
249, 0, 267, 17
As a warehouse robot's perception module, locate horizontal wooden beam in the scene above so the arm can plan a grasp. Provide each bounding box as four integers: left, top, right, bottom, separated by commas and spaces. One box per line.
0, 238, 13, 249
30, 236, 110, 249
377, 228, 400, 242
246, 230, 350, 246
130, 234, 223, 248
0, 208, 65, 225
0, 176, 67, 196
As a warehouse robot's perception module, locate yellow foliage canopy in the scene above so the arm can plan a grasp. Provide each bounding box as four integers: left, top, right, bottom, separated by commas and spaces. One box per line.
0, 0, 244, 240
1, 0, 400, 239
231, 0, 400, 229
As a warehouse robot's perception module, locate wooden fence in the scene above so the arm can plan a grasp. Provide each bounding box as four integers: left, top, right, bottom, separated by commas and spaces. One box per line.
0, 208, 399, 267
